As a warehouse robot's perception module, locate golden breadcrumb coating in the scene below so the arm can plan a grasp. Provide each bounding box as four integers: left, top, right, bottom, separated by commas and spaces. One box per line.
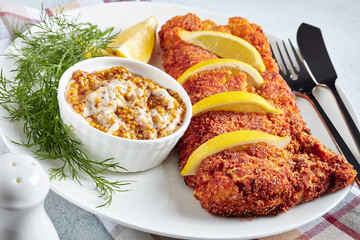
159, 13, 356, 217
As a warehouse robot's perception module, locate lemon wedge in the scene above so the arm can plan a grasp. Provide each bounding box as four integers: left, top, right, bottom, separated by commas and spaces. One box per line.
181, 130, 290, 176
179, 30, 266, 72
177, 58, 264, 88
107, 16, 158, 62
192, 91, 283, 117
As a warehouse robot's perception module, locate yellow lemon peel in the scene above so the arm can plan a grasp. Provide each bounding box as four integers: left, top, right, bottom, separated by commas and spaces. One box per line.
177, 58, 264, 88
179, 30, 266, 72
181, 130, 290, 176
107, 16, 158, 62
192, 91, 283, 117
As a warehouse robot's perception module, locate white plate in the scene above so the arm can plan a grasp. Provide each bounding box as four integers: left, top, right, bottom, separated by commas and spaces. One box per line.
0, 2, 359, 240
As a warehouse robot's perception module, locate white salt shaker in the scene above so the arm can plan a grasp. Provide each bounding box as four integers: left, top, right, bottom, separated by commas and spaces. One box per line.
0, 153, 59, 240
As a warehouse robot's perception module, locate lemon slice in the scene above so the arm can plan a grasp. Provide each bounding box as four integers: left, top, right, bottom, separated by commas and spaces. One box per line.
192, 91, 282, 117
107, 16, 158, 62
181, 130, 290, 176
179, 30, 266, 72
177, 58, 264, 88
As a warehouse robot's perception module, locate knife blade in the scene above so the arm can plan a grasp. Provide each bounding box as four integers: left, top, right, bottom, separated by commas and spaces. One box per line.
297, 23, 360, 153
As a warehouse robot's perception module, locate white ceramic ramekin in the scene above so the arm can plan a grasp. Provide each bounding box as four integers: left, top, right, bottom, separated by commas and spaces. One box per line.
57, 57, 192, 172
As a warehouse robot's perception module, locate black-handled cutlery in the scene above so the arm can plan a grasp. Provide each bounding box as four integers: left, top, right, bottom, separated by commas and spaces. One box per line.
297, 23, 360, 153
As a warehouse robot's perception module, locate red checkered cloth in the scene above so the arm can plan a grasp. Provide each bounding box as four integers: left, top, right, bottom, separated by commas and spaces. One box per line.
1, 1, 359, 239
260, 184, 360, 240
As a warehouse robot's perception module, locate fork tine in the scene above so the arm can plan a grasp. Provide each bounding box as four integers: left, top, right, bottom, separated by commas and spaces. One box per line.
270, 44, 276, 65
282, 40, 295, 68
281, 40, 299, 80
289, 39, 302, 68
288, 39, 305, 72
272, 35, 360, 183
272, 41, 289, 76
270, 44, 284, 75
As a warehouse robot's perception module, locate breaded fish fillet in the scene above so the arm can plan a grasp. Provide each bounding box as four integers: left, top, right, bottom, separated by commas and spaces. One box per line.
159, 13, 356, 217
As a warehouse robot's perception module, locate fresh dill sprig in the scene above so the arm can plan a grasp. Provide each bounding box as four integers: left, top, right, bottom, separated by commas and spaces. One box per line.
0, 12, 132, 207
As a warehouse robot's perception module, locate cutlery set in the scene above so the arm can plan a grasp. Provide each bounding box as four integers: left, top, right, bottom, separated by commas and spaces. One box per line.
297, 23, 360, 153
271, 23, 360, 185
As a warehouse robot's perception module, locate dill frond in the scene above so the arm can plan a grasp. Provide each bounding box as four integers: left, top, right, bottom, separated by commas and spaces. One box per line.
0, 11, 131, 207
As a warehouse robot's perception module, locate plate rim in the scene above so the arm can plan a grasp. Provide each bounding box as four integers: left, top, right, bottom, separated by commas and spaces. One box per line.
0, 2, 357, 239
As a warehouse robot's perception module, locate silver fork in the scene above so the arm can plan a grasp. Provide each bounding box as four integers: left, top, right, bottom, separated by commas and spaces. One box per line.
271, 39, 360, 185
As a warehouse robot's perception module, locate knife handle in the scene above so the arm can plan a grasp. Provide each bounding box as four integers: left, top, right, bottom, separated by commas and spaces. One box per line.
328, 83, 360, 153
302, 92, 360, 184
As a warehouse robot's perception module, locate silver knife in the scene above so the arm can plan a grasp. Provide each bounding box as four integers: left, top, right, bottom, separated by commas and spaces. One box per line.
297, 23, 360, 153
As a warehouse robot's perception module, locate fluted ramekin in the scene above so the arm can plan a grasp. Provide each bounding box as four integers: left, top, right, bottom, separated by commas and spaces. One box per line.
57, 57, 192, 172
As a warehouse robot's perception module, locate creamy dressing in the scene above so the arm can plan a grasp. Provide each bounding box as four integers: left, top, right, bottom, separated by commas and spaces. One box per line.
151, 88, 175, 109
72, 70, 184, 139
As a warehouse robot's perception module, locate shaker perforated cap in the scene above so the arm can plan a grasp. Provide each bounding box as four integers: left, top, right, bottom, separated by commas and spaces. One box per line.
0, 153, 49, 209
